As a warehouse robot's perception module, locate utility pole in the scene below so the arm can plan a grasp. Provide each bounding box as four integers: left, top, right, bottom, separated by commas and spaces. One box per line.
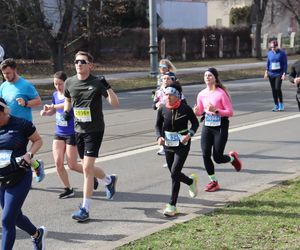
149, 0, 158, 77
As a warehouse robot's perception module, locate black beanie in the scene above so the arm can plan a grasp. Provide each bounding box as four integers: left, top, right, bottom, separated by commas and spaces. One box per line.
207, 67, 219, 80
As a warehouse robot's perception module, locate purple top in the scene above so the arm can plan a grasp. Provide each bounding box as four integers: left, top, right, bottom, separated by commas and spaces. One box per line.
52, 91, 75, 136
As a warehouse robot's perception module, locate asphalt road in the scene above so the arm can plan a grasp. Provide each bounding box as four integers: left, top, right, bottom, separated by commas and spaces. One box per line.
4, 77, 300, 249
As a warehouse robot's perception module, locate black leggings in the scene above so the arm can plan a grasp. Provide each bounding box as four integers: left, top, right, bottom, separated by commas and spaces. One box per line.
269, 76, 283, 105
165, 142, 193, 206
201, 120, 231, 176
296, 88, 300, 111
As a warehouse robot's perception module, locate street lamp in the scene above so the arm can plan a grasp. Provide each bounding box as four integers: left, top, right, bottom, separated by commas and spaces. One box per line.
148, 0, 158, 77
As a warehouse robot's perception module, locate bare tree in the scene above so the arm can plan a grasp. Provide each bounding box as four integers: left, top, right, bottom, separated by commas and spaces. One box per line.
278, 0, 300, 30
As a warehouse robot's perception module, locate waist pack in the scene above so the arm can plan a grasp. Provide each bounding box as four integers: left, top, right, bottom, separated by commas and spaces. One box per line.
0, 154, 30, 187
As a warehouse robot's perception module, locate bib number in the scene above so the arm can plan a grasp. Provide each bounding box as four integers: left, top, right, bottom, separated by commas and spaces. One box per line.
74, 107, 92, 122
164, 131, 180, 147
204, 114, 221, 127
56, 113, 68, 127
0, 150, 12, 168
271, 62, 280, 70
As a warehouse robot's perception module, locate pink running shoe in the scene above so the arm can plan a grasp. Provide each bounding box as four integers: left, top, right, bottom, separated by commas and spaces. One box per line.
229, 151, 242, 172
205, 181, 220, 192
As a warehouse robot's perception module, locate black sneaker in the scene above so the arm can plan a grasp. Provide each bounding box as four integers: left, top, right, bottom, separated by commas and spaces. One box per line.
94, 177, 99, 190
59, 188, 75, 199
32, 226, 47, 250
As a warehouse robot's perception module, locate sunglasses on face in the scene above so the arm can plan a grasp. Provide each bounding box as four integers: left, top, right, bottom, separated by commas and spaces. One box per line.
74, 59, 89, 64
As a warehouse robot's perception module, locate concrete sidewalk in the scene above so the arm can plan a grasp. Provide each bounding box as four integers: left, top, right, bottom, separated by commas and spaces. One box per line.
29, 60, 297, 86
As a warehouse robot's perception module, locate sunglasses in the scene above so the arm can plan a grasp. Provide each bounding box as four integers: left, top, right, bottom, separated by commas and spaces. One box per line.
74, 59, 89, 64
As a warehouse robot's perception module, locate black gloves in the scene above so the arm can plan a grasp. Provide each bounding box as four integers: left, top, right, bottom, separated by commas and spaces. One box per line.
99, 76, 111, 90
63, 111, 71, 121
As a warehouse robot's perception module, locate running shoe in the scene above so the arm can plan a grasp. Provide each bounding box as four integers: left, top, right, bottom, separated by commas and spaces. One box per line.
229, 151, 242, 171
94, 177, 99, 190
72, 206, 89, 222
32, 226, 47, 250
163, 163, 168, 168
35, 160, 45, 183
163, 204, 178, 217
272, 105, 278, 112
59, 188, 74, 199
157, 146, 165, 156
106, 175, 118, 200
205, 181, 220, 192
278, 103, 285, 111
189, 173, 198, 198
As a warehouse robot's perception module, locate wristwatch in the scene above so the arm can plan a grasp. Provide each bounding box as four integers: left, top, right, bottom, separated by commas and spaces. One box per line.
27, 151, 34, 159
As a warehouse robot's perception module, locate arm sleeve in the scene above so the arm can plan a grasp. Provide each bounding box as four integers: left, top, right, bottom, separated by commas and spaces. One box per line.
289, 65, 296, 83
155, 108, 164, 139
22, 119, 37, 138
219, 93, 233, 117
195, 93, 204, 116
282, 51, 288, 74
187, 105, 199, 134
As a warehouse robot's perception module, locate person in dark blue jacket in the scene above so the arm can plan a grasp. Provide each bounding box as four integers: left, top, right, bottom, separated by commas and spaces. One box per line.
264, 40, 288, 112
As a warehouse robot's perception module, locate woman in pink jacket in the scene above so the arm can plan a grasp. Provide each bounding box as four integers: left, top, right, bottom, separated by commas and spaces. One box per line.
194, 68, 242, 192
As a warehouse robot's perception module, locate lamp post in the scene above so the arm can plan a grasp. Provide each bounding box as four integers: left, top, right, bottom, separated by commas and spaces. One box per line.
148, 0, 158, 77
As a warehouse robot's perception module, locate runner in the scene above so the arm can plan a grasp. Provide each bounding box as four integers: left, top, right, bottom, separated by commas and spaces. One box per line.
194, 67, 242, 192
64, 51, 119, 222
264, 40, 288, 111
40, 71, 99, 199
288, 59, 300, 111
0, 98, 46, 249
156, 59, 177, 89
155, 83, 199, 217
0, 58, 45, 183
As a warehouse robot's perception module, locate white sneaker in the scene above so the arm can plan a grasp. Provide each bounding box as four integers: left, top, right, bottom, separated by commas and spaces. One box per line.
163, 163, 168, 168
157, 146, 165, 156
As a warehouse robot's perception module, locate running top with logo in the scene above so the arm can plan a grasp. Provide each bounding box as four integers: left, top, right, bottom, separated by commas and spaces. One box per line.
0, 77, 39, 121
266, 49, 288, 78
195, 87, 233, 127
155, 101, 199, 142
52, 91, 75, 136
0, 116, 35, 175
64, 74, 108, 133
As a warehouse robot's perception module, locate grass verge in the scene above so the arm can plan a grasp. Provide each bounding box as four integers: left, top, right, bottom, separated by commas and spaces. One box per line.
118, 177, 300, 250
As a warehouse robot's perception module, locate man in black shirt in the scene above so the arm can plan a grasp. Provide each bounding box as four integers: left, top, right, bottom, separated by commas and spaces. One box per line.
64, 51, 119, 222
289, 60, 300, 111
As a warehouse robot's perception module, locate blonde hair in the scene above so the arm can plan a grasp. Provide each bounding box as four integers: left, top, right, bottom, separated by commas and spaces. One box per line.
159, 59, 176, 73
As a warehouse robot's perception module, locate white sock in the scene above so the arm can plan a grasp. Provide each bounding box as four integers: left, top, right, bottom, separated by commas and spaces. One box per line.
82, 198, 91, 212
104, 175, 112, 185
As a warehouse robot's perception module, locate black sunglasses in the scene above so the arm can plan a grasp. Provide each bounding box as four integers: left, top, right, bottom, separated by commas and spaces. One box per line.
74, 59, 88, 64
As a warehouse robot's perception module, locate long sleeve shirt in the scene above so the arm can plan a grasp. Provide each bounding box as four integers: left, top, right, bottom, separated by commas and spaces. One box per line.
195, 87, 233, 117
266, 49, 288, 78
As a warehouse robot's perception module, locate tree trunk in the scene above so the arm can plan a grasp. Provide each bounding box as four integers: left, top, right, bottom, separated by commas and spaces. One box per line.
51, 42, 65, 73
255, 22, 262, 59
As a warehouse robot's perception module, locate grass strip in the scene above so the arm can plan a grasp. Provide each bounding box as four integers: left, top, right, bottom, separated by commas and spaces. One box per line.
118, 177, 300, 250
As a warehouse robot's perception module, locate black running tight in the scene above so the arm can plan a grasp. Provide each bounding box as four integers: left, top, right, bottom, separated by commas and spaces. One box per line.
201, 119, 231, 176
165, 143, 193, 206
269, 76, 283, 105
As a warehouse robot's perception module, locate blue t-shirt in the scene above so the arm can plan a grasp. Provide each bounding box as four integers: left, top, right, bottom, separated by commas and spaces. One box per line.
52, 91, 75, 136
0, 77, 39, 121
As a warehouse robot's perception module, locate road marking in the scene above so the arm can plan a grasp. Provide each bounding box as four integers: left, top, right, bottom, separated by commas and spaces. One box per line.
45, 113, 300, 174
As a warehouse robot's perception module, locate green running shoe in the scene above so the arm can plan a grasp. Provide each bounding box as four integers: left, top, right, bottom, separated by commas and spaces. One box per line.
163, 204, 178, 217
189, 173, 198, 198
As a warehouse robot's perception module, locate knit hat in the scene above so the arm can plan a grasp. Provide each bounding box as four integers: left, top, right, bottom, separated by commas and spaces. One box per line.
164, 87, 181, 99
206, 67, 219, 80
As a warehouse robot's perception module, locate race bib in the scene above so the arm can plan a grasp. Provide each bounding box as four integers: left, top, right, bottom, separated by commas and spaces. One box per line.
56, 113, 68, 127
164, 131, 180, 147
204, 114, 221, 127
74, 107, 92, 122
0, 150, 12, 168
271, 62, 281, 70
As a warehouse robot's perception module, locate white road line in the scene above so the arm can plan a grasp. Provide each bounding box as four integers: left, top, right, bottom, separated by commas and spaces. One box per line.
44, 113, 300, 174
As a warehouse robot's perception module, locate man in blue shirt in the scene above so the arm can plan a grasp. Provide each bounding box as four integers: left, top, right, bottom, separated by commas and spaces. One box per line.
0, 58, 45, 182
0, 58, 42, 121
264, 40, 288, 112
